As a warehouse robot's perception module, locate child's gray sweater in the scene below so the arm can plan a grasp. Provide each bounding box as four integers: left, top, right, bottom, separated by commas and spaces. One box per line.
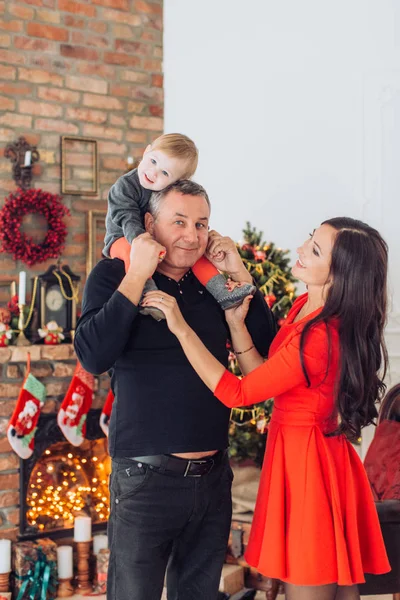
103, 168, 152, 257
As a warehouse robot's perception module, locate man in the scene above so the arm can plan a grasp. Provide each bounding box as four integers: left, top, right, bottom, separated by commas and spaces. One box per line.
74, 180, 276, 600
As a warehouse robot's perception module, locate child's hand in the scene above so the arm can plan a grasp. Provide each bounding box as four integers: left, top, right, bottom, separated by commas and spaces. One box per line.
206, 230, 230, 262
141, 291, 189, 337
206, 231, 252, 284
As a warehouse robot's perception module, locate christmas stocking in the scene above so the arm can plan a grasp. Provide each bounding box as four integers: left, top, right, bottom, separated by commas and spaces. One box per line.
57, 361, 94, 446
7, 353, 46, 459
100, 389, 115, 437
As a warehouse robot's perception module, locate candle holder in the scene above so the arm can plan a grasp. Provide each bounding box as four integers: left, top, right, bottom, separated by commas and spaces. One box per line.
0, 571, 10, 593
75, 540, 93, 594
57, 577, 74, 598
4, 136, 39, 190
15, 303, 31, 346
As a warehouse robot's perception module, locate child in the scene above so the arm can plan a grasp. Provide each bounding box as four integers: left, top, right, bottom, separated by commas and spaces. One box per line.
104, 133, 255, 320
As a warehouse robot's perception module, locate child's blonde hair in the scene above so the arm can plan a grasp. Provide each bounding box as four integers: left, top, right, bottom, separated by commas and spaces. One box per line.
151, 133, 198, 179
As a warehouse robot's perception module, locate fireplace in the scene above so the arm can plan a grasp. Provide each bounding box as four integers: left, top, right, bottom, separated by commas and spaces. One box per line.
19, 409, 110, 540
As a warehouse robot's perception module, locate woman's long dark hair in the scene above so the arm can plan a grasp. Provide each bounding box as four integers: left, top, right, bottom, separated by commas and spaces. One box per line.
300, 217, 388, 440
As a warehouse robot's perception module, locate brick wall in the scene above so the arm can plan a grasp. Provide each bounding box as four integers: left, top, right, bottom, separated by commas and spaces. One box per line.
0, 0, 163, 295
0, 0, 163, 538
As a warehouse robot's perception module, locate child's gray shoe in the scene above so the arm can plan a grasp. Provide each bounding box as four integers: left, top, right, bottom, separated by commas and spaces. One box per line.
139, 277, 166, 321
206, 274, 257, 310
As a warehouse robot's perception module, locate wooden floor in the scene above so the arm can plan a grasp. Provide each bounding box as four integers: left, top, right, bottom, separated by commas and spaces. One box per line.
59, 593, 393, 599
255, 595, 393, 600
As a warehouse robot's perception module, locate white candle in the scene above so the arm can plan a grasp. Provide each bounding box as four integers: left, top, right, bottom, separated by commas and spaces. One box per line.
127, 156, 134, 165
74, 515, 92, 542
24, 151, 32, 166
18, 271, 26, 305
57, 545, 73, 579
0, 539, 11, 574
93, 534, 108, 555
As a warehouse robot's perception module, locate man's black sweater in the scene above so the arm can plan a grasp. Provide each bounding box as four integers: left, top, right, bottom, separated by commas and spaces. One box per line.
74, 258, 276, 458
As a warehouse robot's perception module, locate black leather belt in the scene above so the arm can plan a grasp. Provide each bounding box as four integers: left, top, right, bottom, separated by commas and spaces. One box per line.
126, 451, 225, 477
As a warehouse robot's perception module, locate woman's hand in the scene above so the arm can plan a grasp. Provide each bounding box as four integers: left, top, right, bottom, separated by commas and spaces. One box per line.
225, 294, 253, 330
141, 291, 190, 338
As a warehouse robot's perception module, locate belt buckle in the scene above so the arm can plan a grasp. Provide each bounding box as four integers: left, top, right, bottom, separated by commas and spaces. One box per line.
184, 459, 200, 477
183, 458, 213, 477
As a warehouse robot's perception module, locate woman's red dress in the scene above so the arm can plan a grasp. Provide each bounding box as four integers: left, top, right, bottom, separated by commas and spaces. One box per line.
215, 294, 390, 585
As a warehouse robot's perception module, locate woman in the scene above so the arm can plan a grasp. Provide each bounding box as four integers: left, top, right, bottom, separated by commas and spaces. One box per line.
142, 218, 391, 600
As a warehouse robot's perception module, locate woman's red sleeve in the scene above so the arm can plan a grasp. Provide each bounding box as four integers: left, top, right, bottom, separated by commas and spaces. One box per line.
214, 325, 331, 408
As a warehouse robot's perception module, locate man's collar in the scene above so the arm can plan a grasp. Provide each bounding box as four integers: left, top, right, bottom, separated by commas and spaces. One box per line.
154, 269, 194, 284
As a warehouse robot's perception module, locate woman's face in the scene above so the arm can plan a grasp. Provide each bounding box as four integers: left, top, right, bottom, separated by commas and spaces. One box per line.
292, 224, 337, 288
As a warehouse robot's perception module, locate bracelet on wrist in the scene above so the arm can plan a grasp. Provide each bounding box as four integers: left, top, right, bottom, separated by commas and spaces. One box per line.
234, 344, 255, 355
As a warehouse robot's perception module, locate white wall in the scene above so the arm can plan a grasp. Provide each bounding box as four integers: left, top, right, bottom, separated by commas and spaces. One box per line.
164, 0, 400, 401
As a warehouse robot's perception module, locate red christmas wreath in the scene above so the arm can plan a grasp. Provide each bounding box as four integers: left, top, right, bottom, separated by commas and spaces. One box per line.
0, 188, 70, 266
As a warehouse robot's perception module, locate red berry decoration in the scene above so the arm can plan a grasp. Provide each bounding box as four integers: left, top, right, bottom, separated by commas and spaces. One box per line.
0, 188, 70, 266
264, 294, 276, 308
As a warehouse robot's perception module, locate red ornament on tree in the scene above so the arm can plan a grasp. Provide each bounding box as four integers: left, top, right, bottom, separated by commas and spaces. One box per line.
254, 249, 266, 261
0, 188, 70, 266
264, 294, 276, 308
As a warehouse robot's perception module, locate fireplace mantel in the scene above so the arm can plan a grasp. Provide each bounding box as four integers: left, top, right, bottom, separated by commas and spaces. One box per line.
0, 343, 76, 365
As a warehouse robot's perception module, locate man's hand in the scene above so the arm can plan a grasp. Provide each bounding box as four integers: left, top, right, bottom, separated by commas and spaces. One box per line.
118, 233, 166, 306
206, 230, 252, 284
141, 291, 190, 338
128, 232, 166, 281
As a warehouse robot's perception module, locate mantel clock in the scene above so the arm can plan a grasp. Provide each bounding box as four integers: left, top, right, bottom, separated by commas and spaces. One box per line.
32, 265, 80, 341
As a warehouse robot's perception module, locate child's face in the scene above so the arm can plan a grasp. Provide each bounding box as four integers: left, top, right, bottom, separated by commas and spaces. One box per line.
138, 147, 187, 191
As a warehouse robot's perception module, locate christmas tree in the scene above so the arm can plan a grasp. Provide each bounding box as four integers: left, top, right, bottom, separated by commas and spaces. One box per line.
228, 222, 297, 466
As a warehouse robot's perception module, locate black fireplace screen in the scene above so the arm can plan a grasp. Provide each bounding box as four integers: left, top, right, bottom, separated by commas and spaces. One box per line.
19, 410, 110, 540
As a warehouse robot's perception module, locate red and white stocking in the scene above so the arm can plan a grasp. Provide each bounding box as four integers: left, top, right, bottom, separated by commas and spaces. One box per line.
7, 354, 46, 459
57, 362, 94, 446
100, 389, 114, 437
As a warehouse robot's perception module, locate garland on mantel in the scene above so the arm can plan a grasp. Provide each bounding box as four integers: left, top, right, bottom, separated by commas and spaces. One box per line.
0, 188, 70, 266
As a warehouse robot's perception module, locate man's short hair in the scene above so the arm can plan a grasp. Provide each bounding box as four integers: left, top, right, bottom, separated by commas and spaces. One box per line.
151, 133, 198, 179
148, 180, 211, 219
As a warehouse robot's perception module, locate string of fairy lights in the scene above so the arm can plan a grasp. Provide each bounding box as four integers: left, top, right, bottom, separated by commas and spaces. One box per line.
27, 442, 110, 531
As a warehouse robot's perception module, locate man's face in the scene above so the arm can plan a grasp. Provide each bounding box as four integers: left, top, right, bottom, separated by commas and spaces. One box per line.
147, 191, 210, 271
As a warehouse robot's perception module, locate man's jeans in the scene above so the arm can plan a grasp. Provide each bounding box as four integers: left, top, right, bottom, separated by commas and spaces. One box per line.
107, 454, 233, 600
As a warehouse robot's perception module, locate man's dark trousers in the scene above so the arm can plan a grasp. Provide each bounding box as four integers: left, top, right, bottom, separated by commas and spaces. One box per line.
107, 454, 233, 600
